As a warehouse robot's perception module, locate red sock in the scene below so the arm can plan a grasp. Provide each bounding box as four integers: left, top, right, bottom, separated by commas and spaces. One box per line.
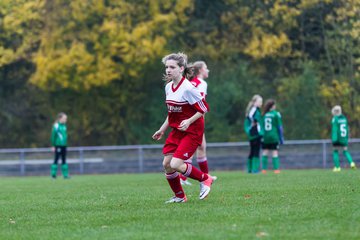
179, 173, 187, 181
165, 172, 185, 198
183, 163, 208, 182
197, 157, 209, 174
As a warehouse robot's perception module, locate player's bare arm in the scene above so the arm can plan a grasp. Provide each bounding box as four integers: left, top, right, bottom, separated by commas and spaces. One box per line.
152, 117, 169, 140
178, 112, 203, 131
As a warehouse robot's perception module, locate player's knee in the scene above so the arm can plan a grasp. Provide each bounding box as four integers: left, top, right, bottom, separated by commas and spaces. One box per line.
170, 158, 185, 170
162, 158, 171, 169
272, 151, 278, 157
169, 161, 179, 170
162, 162, 170, 170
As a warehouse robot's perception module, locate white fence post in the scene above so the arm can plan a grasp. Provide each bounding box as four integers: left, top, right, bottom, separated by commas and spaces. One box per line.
322, 142, 327, 169
138, 147, 144, 173
19, 150, 25, 176
79, 148, 84, 174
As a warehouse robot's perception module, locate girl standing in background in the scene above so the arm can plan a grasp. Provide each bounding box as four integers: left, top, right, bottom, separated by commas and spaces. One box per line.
244, 95, 263, 173
51, 112, 70, 179
261, 99, 284, 174
331, 105, 356, 172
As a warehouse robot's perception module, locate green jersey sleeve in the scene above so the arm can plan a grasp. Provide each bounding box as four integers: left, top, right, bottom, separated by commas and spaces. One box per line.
331, 117, 338, 143
51, 124, 57, 146
244, 107, 263, 140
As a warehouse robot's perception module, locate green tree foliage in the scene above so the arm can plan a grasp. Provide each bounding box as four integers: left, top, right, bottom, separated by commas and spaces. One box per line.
0, 61, 51, 147
277, 63, 325, 139
0, 0, 43, 66
30, 0, 193, 90
206, 61, 266, 142
318, 0, 360, 137
0, 0, 193, 146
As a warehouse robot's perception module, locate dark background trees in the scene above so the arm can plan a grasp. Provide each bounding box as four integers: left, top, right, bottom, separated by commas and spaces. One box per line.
0, 0, 359, 147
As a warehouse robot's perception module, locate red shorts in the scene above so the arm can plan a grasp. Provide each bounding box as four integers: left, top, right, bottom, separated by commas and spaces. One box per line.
163, 129, 203, 160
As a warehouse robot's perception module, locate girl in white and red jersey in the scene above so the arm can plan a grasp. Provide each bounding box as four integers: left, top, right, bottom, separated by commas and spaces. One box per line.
152, 53, 213, 203
179, 61, 217, 185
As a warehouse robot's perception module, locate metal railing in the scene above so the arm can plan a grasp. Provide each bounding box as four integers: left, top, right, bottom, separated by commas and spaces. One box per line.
0, 139, 359, 176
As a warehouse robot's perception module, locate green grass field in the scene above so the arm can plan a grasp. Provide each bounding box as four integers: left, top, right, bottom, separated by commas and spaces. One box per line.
1, 170, 360, 240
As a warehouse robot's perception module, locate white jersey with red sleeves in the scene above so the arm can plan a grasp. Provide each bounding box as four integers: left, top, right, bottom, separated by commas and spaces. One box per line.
190, 77, 207, 98
165, 77, 209, 135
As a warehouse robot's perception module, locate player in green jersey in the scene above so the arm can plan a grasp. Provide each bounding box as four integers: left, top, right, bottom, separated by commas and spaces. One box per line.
331, 105, 356, 172
50, 112, 70, 179
261, 99, 284, 174
244, 94, 263, 173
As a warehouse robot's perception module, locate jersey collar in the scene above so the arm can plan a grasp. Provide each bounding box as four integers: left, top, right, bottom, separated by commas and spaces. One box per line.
172, 76, 185, 92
